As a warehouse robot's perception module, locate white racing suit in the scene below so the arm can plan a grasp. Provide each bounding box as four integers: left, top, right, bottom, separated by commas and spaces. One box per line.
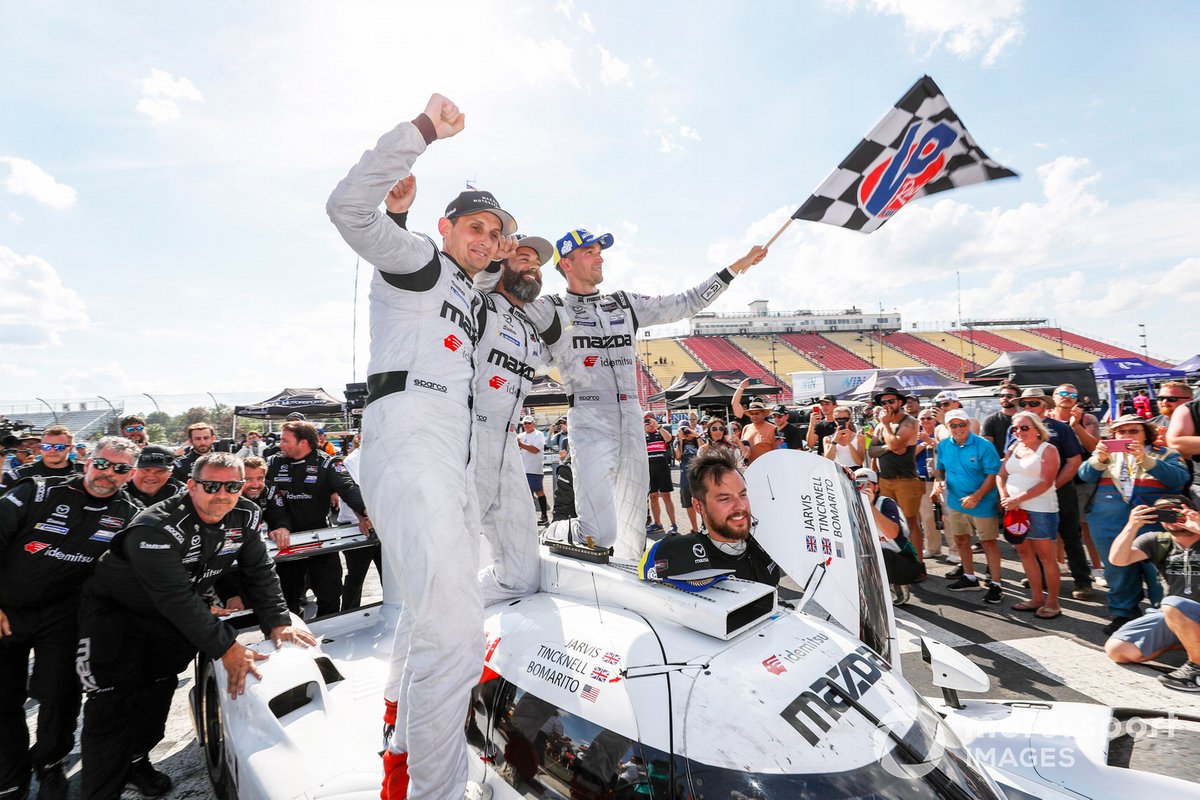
472, 290, 548, 603
327, 120, 483, 800
523, 273, 736, 559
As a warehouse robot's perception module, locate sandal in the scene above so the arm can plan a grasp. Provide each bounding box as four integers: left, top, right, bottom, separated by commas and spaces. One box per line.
1011, 601, 1043, 612
1035, 607, 1062, 619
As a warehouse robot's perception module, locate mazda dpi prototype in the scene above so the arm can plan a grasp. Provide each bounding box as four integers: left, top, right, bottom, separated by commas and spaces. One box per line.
191, 451, 1200, 798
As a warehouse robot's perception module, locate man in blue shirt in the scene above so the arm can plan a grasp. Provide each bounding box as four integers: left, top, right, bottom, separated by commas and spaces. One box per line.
935, 410, 1003, 603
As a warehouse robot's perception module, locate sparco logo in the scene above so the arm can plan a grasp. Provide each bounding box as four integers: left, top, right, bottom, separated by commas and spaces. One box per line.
488, 376, 507, 390
778, 645, 887, 746
573, 334, 632, 349
440, 301, 477, 342
583, 355, 599, 367
577, 394, 600, 402
487, 348, 534, 380
25, 541, 50, 554
413, 379, 447, 394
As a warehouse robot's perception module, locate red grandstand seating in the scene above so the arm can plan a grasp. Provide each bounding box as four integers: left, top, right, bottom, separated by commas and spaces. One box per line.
635, 359, 663, 405
779, 333, 873, 370
681, 337, 793, 400
946, 329, 1033, 354
1028, 328, 1175, 369
871, 332, 981, 375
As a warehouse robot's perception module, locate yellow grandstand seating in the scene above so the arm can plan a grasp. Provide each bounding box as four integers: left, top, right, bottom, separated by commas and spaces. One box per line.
909, 330, 999, 358
987, 329, 1103, 363
821, 331, 925, 369
731, 336, 820, 377
642, 338, 706, 389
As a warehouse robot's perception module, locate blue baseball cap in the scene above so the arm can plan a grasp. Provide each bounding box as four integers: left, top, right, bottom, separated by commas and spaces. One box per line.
638, 534, 733, 593
554, 229, 614, 264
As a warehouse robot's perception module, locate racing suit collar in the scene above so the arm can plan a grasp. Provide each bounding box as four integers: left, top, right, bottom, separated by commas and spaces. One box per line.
440, 249, 473, 284
565, 290, 602, 302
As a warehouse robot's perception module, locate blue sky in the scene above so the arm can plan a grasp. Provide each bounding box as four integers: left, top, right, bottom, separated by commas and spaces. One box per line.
3, 1, 1198, 412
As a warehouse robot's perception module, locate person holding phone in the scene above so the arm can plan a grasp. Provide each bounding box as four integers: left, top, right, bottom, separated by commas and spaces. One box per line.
823, 406, 865, 469
1079, 415, 1189, 634
1105, 496, 1200, 692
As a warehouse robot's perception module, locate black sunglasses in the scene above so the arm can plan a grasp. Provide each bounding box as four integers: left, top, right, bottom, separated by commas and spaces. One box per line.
195, 480, 245, 494
710, 426, 726, 432
1157, 396, 1186, 403
91, 458, 134, 474
1018, 401, 1043, 408
1013, 425, 1033, 432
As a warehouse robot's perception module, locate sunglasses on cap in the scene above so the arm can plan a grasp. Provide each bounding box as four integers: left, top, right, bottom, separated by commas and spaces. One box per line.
195, 480, 245, 494
1018, 401, 1044, 408
1056, 391, 1078, 398
40, 443, 70, 452
90, 458, 134, 474
124, 425, 145, 433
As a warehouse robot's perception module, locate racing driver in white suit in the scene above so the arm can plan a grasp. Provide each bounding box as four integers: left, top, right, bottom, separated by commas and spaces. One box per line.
523, 231, 766, 559
326, 93, 518, 800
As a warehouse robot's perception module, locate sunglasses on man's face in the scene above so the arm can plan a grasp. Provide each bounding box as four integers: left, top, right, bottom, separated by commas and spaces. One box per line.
936, 401, 954, 408
1018, 401, 1043, 409
1056, 391, 1078, 399
40, 443, 70, 452
999, 393, 1018, 400
195, 480, 245, 494
90, 458, 134, 474
1157, 395, 1187, 403
948, 422, 970, 429
710, 426, 726, 432
124, 425, 145, 433
880, 398, 900, 406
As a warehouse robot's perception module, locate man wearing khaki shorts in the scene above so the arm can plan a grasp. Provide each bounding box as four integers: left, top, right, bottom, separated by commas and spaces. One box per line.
869, 386, 927, 569
934, 409, 1005, 604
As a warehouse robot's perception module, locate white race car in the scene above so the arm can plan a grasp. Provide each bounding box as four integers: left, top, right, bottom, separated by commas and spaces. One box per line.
191, 452, 1200, 798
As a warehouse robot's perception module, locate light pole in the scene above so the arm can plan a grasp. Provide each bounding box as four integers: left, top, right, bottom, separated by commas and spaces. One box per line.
35, 397, 59, 424
142, 393, 162, 414
96, 395, 118, 435
1138, 323, 1148, 359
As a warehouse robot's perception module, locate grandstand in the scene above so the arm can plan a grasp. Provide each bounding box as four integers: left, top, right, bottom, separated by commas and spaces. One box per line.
0, 407, 120, 438
1029, 327, 1174, 369
681, 337, 792, 400
821, 331, 925, 369
910, 330, 999, 361
641, 338, 706, 390
944, 328, 1034, 355
732, 335, 820, 376
778, 332, 872, 370
984, 328, 1108, 364
874, 331, 982, 376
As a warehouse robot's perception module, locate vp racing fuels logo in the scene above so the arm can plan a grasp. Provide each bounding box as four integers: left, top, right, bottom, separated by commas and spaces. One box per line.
859, 120, 957, 219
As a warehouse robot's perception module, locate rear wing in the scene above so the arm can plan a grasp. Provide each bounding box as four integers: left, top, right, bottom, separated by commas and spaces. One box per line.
265, 525, 374, 563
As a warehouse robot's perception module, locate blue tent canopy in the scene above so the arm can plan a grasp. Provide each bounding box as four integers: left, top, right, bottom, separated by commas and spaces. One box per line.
1092, 358, 1187, 421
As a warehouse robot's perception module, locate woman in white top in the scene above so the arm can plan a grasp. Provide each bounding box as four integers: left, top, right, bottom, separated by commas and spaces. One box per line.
699, 419, 747, 468
998, 411, 1062, 618
822, 406, 865, 469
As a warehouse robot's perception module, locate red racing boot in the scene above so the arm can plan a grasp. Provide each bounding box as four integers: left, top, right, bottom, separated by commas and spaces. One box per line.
381, 749, 409, 800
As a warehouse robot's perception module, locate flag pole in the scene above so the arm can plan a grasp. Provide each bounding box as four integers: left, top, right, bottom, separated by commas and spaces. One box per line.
765, 217, 794, 249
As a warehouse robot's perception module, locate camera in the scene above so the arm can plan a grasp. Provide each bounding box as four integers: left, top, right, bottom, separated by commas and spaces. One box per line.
836, 419, 848, 430
1156, 506, 1181, 524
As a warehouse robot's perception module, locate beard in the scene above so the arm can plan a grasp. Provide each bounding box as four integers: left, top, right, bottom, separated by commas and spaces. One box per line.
707, 509, 751, 541
502, 267, 542, 304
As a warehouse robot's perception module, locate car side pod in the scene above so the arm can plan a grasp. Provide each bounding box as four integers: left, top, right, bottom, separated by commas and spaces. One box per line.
920, 635, 990, 709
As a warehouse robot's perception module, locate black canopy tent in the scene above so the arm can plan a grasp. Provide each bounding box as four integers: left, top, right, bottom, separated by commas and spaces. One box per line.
233, 387, 346, 419
967, 351, 1099, 400
666, 375, 782, 410
648, 370, 780, 407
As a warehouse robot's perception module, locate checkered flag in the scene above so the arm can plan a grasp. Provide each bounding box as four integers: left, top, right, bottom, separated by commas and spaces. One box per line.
794, 75, 1016, 234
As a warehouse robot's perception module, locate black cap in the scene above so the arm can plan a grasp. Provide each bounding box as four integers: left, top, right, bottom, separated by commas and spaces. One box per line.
772, 405, 789, 416
137, 445, 176, 469
638, 534, 734, 593
872, 386, 904, 404
818, 394, 837, 404
444, 190, 517, 235
286, 412, 306, 421
1, 434, 19, 450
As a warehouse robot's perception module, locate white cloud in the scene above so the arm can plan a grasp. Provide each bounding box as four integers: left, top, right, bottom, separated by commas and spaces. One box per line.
855, 0, 1026, 65
647, 112, 701, 154
554, 0, 575, 21
0, 157, 78, 209
510, 37, 580, 88
679, 125, 701, 141
598, 46, 632, 86
136, 68, 204, 123
579, 11, 594, 32
0, 246, 89, 347
8, 211, 25, 223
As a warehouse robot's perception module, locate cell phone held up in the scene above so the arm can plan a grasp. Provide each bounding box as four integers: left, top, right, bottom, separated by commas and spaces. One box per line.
1106, 438, 1131, 453
1155, 506, 1181, 524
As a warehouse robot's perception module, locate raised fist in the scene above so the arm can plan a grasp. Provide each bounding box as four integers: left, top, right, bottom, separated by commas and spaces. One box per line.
423, 93, 465, 139
386, 175, 417, 214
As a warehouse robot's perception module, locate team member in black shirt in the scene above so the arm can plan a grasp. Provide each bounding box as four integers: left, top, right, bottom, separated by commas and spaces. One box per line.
76, 451, 313, 800
265, 420, 368, 617
0, 425, 83, 494
685, 448, 779, 586
0, 436, 139, 800
124, 445, 186, 509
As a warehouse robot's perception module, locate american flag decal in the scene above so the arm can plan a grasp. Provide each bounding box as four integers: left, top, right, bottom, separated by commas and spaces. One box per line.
581, 685, 599, 702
